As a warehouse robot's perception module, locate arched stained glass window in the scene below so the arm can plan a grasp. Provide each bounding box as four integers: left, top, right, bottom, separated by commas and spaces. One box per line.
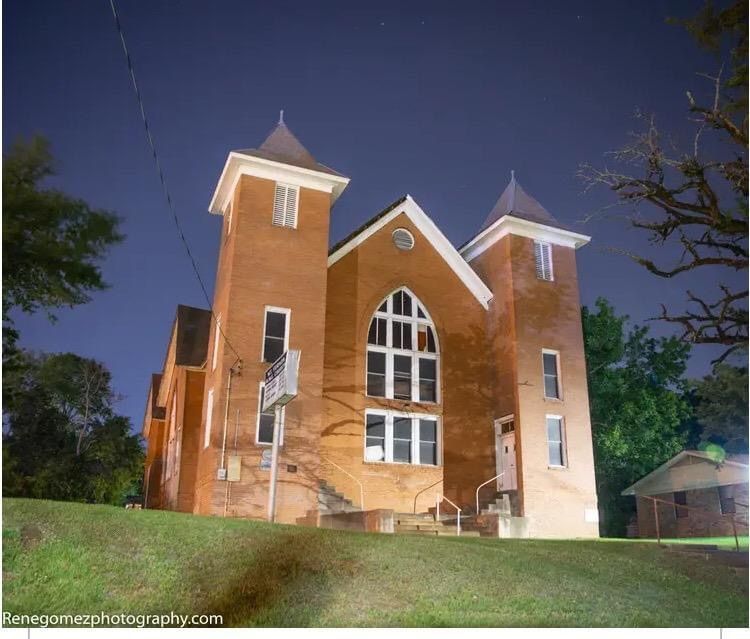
366, 288, 439, 403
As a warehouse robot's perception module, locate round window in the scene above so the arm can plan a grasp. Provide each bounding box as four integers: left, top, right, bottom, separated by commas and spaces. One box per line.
392, 228, 415, 251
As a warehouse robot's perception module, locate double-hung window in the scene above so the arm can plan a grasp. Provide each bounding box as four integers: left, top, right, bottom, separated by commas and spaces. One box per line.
534, 240, 553, 281
272, 183, 298, 228
364, 410, 439, 466
546, 415, 566, 467
542, 350, 560, 399
257, 383, 284, 446
204, 388, 214, 449
262, 307, 289, 363
366, 288, 439, 404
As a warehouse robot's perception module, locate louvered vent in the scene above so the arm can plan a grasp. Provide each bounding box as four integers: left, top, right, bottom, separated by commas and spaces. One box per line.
272, 183, 299, 228
392, 228, 415, 251
534, 240, 553, 281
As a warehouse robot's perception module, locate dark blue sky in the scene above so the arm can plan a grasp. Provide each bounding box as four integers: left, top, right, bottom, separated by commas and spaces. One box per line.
5, 0, 741, 429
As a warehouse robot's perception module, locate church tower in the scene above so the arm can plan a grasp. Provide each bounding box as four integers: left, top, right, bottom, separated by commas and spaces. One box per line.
461, 174, 599, 537
193, 117, 349, 522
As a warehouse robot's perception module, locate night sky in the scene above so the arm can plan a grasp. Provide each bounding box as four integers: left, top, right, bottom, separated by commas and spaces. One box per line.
5, 0, 742, 429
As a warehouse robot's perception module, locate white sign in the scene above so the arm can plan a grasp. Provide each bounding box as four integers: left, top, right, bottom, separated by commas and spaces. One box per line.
260, 449, 272, 471
262, 350, 300, 411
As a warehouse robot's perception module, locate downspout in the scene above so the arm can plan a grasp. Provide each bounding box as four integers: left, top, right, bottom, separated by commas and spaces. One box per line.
220, 358, 242, 483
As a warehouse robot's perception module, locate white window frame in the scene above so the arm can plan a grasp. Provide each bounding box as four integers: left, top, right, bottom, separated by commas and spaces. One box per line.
363, 408, 441, 466
204, 388, 214, 449
365, 287, 440, 404
542, 349, 562, 400
272, 182, 299, 229
546, 413, 567, 468
256, 382, 285, 446
534, 240, 554, 281
212, 314, 222, 372
261, 306, 291, 363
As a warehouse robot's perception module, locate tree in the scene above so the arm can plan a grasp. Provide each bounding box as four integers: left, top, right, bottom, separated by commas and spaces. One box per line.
691, 364, 748, 452
3, 352, 143, 505
580, 1, 748, 362
2, 135, 124, 352
582, 298, 692, 536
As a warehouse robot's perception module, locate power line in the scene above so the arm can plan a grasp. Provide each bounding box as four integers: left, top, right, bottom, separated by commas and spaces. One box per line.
108, 0, 241, 363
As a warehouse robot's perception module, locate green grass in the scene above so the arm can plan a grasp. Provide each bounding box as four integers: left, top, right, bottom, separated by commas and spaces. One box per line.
633, 536, 750, 550
2, 498, 748, 627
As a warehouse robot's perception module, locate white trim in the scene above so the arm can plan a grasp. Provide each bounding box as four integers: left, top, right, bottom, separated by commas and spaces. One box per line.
534, 240, 554, 282
460, 214, 591, 263
209, 151, 350, 215
204, 388, 214, 449
542, 349, 562, 400
261, 306, 291, 363
256, 382, 285, 446
211, 314, 221, 372
545, 414, 567, 468
364, 408, 440, 466
328, 195, 493, 310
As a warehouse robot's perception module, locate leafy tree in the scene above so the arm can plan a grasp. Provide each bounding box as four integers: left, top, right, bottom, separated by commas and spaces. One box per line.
582, 298, 692, 536
3, 352, 143, 505
581, 1, 748, 362
692, 364, 748, 452
2, 135, 124, 352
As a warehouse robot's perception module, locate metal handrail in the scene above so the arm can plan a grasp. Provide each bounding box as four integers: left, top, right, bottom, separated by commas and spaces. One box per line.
321, 457, 365, 511
641, 494, 747, 551
475, 472, 504, 516
436, 494, 461, 536
413, 478, 443, 514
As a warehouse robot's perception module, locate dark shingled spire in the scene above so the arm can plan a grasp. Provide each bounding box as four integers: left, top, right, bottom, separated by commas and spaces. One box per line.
233, 117, 343, 177
479, 173, 569, 232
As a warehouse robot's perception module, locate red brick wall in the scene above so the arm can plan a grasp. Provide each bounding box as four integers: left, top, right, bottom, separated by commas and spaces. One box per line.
322, 211, 495, 513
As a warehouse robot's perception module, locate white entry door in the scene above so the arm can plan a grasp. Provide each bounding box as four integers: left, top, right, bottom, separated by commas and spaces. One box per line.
495, 417, 517, 491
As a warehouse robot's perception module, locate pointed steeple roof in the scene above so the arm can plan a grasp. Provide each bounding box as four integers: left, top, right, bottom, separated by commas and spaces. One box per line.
479, 172, 568, 233
234, 115, 343, 177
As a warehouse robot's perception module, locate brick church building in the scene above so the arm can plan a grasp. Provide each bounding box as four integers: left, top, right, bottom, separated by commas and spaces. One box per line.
142, 118, 600, 538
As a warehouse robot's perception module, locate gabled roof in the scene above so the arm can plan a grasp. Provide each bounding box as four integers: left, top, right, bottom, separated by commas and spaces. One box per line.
479, 172, 570, 233
621, 449, 749, 496
233, 121, 343, 178
328, 195, 494, 309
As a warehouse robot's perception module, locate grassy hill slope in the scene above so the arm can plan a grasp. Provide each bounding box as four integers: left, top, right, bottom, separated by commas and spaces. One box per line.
2, 498, 747, 627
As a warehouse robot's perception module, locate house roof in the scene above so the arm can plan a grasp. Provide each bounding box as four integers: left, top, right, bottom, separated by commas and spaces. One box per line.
478, 172, 570, 235
233, 120, 343, 178
621, 449, 750, 496
327, 194, 494, 309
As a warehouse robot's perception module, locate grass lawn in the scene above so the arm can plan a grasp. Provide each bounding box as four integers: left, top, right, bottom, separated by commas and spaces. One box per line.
2, 498, 748, 627
638, 536, 750, 550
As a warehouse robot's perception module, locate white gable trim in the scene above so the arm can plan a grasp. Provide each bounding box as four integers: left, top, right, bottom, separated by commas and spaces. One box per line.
621, 450, 749, 496
208, 151, 350, 215
460, 215, 591, 263
327, 195, 493, 309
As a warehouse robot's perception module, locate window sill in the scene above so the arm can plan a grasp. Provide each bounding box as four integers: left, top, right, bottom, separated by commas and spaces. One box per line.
363, 460, 442, 470
543, 397, 563, 402
547, 465, 568, 471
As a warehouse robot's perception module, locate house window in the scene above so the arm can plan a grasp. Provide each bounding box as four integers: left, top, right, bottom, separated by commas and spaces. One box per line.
719, 485, 736, 514
364, 410, 439, 466
272, 183, 298, 228
257, 384, 284, 446
534, 240, 553, 281
262, 307, 289, 363
366, 288, 439, 403
204, 388, 214, 449
674, 491, 688, 518
542, 350, 560, 399
212, 314, 221, 371
546, 415, 566, 467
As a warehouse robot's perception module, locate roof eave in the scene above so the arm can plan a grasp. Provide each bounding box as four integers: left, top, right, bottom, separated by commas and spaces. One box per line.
208, 152, 350, 215
460, 215, 591, 262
